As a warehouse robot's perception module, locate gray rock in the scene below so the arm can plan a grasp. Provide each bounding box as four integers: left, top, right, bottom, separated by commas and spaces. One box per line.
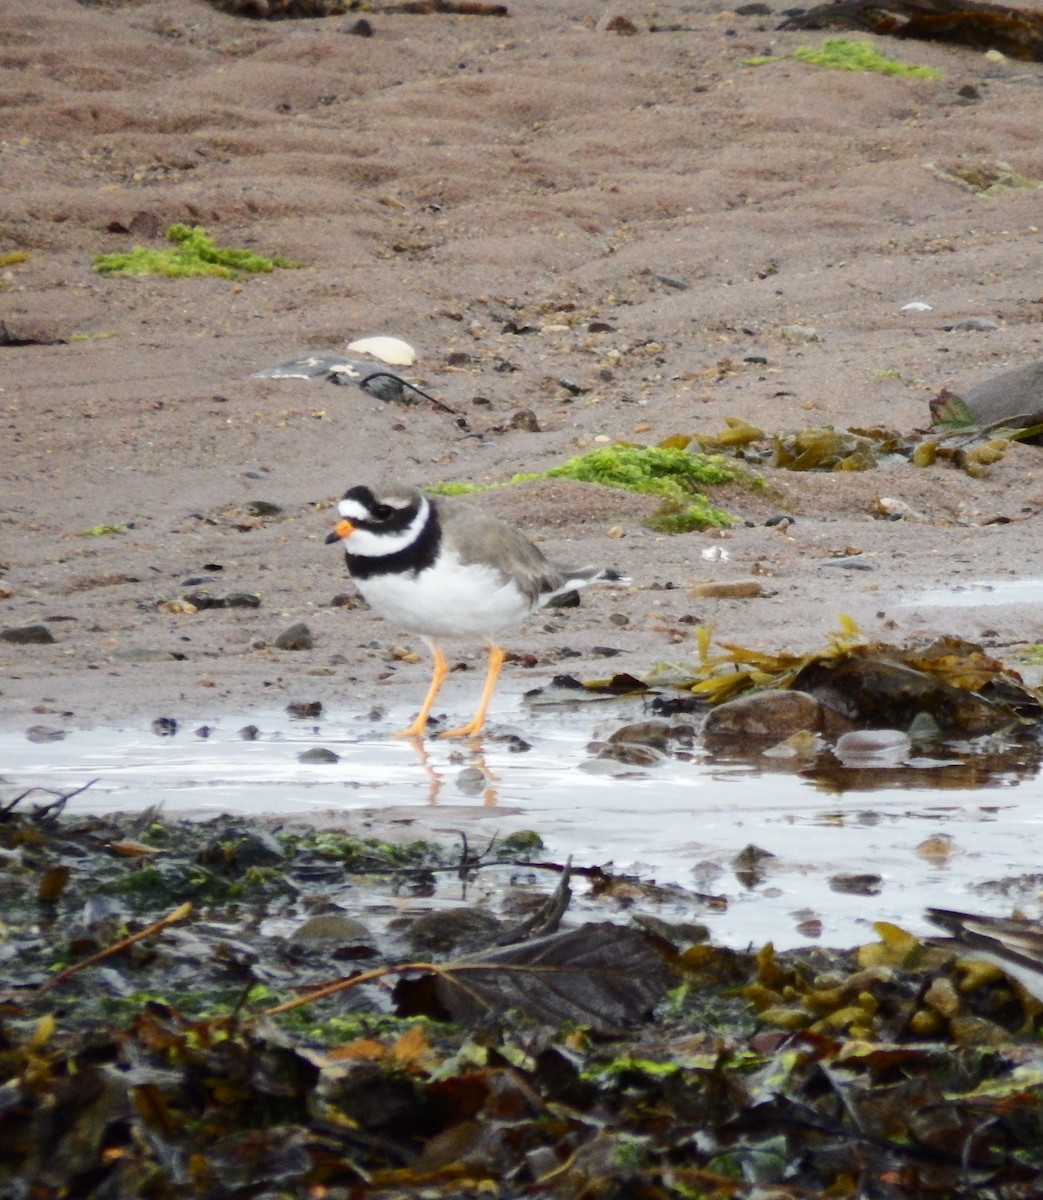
597, 741, 667, 767
291, 913, 372, 947
829, 872, 884, 895
26, 725, 65, 743
298, 746, 339, 764
962, 357, 1043, 427
401, 907, 502, 955
947, 316, 999, 333
275, 622, 313, 651
703, 689, 823, 739
1, 623, 55, 645
607, 718, 686, 751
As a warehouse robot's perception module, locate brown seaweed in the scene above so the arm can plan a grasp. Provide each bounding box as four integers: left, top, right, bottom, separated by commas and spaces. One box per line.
780, 0, 1043, 62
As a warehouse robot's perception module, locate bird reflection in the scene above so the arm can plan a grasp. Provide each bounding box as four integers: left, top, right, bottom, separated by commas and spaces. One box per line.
407, 737, 499, 806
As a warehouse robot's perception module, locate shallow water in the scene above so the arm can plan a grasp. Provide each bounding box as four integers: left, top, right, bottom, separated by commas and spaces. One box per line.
909, 579, 1043, 608
6, 699, 1043, 951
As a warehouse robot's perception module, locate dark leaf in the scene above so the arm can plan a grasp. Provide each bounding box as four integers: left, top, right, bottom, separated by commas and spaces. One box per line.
400, 922, 672, 1032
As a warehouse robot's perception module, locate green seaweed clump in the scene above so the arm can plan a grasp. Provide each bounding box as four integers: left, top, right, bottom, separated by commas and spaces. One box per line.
793, 38, 941, 77
433, 444, 738, 533
93, 224, 304, 278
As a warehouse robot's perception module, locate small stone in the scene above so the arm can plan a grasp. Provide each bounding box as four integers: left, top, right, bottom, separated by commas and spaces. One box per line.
291, 913, 372, 947
152, 717, 178, 737
1, 623, 55, 645
818, 556, 877, 571
401, 907, 502, 955
608, 718, 677, 751
508, 408, 540, 432
287, 700, 323, 719
455, 766, 488, 796
652, 272, 689, 290
600, 13, 640, 34
597, 741, 667, 767
690, 580, 765, 599
275, 622, 313, 651
245, 500, 283, 517
947, 316, 999, 332
779, 324, 821, 343
112, 648, 179, 662
834, 729, 911, 767
829, 873, 884, 895
703, 689, 823, 739
298, 747, 339, 764
239, 724, 261, 740
500, 830, 544, 854
26, 725, 65, 743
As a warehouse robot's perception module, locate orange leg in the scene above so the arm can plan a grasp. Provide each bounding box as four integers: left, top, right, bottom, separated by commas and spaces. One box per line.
392, 640, 448, 740
439, 643, 505, 740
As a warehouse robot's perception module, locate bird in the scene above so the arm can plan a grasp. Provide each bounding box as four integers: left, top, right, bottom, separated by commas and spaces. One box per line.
325, 483, 627, 739
926, 907, 1043, 1002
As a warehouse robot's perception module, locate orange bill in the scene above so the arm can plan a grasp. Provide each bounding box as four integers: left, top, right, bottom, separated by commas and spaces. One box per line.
325, 518, 355, 544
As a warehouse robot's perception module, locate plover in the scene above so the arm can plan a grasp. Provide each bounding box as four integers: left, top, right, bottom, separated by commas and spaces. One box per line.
326, 483, 626, 739
927, 907, 1043, 1002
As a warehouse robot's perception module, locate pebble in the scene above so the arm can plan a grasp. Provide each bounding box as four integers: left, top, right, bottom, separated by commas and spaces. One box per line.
690, 580, 765, 599
779, 324, 821, 343
947, 316, 999, 332
597, 741, 668, 767
184, 591, 261, 610
290, 913, 372, 947
455, 766, 488, 795
652, 272, 690, 291
703, 689, 823, 739
607, 718, 684, 751
275, 622, 313, 651
963, 356, 1043, 426
111, 648, 179, 662
834, 729, 911, 767
1, 623, 55, 645
400, 907, 502, 955
508, 409, 540, 432
829, 872, 884, 895
298, 747, 339, 764
151, 717, 178, 737
26, 725, 65, 743
817, 556, 877, 571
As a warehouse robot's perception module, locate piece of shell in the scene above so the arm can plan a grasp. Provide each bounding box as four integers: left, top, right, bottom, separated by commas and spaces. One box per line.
346, 336, 416, 366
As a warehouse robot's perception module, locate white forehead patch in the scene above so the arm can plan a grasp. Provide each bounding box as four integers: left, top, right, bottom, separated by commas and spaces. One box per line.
341, 495, 431, 558
338, 496, 371, 522
337, 491, 417, 522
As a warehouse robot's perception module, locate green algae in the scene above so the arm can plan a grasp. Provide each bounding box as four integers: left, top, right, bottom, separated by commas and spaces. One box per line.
793, 38, 942, 77
93, 223, 304, 278
745, 38, 941, 78
432, 443, 738, 533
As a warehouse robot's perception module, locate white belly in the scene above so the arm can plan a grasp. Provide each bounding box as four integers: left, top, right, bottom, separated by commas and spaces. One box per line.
355, 557, 533, 641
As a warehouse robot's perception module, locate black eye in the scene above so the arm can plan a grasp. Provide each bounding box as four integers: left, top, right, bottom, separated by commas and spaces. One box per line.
372, 503, 394, 521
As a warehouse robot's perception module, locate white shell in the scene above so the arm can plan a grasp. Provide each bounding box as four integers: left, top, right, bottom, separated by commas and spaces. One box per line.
900, 301, 933, 313
346, 336, 416, 366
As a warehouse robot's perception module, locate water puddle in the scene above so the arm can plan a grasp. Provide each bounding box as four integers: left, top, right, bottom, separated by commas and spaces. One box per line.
5, 703, 1043, 951
908, 578, 1043, 608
